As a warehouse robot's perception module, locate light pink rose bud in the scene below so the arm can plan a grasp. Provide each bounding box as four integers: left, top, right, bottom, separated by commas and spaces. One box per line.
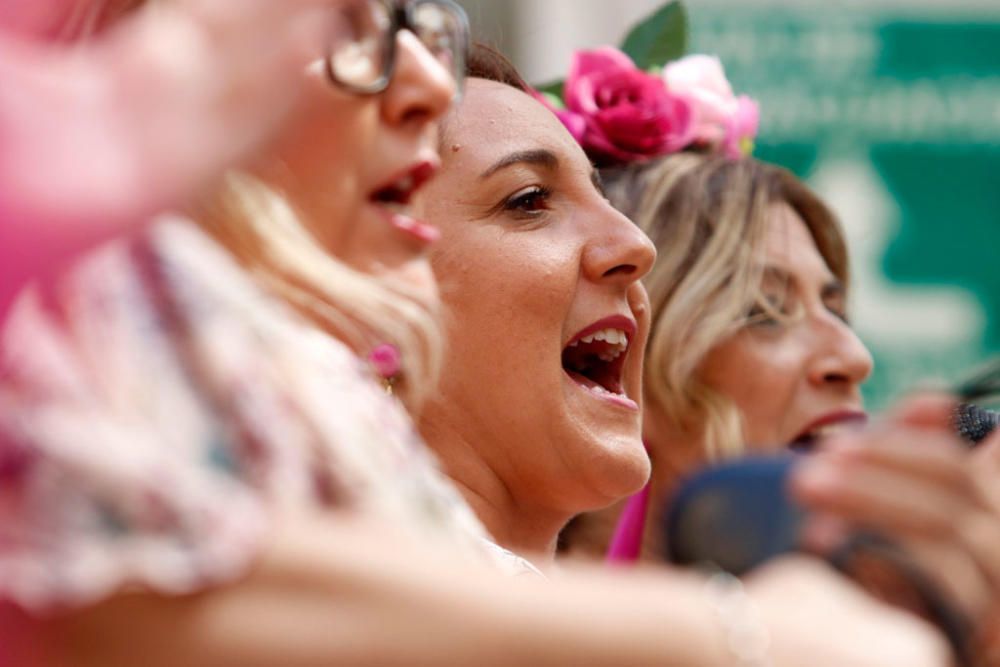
663, 54, 740, 148
723, 96, 760, 159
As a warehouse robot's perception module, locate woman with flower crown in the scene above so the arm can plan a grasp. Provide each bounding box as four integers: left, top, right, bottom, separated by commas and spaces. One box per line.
549, 48, 873, 561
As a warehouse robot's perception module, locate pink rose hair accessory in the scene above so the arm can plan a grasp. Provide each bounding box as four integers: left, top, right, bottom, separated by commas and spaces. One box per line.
562, 47, 695, 165
663, 54, 759, 159
534, 47, 758, 166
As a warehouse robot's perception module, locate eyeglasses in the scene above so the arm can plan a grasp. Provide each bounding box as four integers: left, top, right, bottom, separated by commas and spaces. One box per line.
325, 0, 469, 97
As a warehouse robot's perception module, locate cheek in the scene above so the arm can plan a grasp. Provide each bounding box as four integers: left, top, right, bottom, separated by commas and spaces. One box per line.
434, 233, 578, 384
379, 258, 438, 312
700, 336, 799, 438
269, 92, 373, 248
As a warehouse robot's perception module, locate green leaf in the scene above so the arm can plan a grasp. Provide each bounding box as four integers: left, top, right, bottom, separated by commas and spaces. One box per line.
620, 1, 688, 70
540, 92, 565, 110
535, 79, 565, 100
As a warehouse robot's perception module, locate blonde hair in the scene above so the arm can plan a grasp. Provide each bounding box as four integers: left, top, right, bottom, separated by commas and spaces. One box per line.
602, 153, 848, 460
193, 173, 442, 411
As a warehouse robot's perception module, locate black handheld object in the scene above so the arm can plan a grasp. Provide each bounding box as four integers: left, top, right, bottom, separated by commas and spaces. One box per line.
663, 456, 976, 666
953, 403, 999, 446
953, 357, 1000, 447
665, 455, 802, 575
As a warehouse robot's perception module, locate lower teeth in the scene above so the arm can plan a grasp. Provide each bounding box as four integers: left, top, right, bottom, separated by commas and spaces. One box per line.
589, 384, 619, 398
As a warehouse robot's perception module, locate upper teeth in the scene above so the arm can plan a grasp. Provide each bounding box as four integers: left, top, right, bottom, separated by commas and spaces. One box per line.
568, 327, 629, 360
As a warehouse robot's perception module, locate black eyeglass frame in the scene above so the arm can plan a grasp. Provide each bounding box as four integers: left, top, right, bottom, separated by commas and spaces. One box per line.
324, 0, 470, 96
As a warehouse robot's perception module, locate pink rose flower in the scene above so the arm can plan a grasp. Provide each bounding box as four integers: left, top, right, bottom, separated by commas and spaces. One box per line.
663, 54, 758, 157
564, 47, 694, 164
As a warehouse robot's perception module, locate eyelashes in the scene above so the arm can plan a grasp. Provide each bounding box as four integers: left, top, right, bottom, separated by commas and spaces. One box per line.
502, 185, 552, 217
744, 302, 851, 329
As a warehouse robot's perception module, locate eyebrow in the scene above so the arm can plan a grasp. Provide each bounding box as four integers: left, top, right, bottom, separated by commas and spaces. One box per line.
762, 266, 846, 300
821, 279, 846, 300
480, 149, 559, 180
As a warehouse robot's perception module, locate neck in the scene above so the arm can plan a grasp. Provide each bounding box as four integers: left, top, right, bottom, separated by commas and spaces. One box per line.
419, 417, 567, 562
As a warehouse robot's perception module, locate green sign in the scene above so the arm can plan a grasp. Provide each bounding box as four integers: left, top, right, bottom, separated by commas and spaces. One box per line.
691, 6, 1000, 408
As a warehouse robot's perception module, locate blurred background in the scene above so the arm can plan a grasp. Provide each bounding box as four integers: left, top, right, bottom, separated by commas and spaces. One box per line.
457, 0, 1000, 410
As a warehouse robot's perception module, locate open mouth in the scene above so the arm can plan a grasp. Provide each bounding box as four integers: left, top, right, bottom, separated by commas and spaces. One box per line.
789, 413, 868, 451
561, 320, 636, 407
369, 160, 440, 244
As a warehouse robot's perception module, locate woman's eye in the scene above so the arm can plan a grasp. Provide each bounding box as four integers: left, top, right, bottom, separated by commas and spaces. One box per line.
829, 307, 851, 325
746, 305, 782, 328
745, 297, 790, 329
503, 186, 551, 215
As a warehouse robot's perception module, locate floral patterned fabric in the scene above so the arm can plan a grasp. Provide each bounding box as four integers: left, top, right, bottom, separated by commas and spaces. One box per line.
0, 216, 499, 613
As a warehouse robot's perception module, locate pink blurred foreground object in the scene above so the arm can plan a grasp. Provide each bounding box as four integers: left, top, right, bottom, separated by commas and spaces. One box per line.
0, 0, 336, 319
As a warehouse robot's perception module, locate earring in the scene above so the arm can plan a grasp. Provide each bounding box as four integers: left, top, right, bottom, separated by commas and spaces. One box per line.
368, 343, 401, 395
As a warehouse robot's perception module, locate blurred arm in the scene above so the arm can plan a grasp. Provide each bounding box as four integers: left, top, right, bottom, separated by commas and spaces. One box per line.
15, 512, 948, 667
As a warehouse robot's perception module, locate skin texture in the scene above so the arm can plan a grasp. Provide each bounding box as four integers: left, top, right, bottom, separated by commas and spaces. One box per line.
416, 79, 656, 558
694, 202, 873, 450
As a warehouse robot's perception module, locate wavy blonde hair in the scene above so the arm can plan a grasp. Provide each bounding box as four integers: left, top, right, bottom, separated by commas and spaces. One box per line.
602, 153, 848, 461
76, 0, 442, 410
195, 173, 442, 410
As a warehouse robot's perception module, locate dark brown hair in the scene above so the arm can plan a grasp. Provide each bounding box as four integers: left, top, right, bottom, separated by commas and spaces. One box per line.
465, 43, 530, 91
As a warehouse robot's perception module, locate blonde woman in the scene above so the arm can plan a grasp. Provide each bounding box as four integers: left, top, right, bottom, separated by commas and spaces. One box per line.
561, 153, 873, 560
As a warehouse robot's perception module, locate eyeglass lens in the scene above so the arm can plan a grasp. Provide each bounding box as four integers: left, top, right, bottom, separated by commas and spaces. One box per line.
328, 0, 466, 93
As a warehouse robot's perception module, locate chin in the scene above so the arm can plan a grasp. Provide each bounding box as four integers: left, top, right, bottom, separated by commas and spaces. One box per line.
572, 430, 651, 511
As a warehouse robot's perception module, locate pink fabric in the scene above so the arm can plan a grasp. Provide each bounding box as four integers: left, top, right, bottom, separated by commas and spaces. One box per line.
605, 482, 651, 563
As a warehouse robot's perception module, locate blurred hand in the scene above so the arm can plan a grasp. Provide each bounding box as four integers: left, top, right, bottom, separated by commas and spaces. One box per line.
790, 394, 1000, 645
749, 556, 949, 667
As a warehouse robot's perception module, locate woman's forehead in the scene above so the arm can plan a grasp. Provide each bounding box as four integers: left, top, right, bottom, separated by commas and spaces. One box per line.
443, 79, 582, 164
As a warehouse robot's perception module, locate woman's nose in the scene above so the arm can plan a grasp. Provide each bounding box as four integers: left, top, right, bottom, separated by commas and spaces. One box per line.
808, 315, 874, 389
582, 204, 657, 288
380, 30, 456, 127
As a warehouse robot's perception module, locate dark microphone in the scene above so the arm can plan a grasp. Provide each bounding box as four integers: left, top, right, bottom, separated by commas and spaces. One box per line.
953, 403, 999, 446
